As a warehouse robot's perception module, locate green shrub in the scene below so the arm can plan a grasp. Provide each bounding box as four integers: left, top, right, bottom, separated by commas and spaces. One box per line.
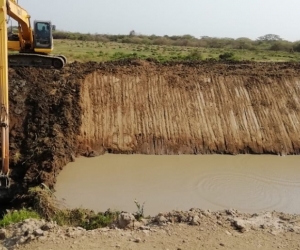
219, 52, 235, 61
0, 209, 40, 228
184, 49, 203, 61
134, 199, 145, 221
54, 209, 118, 230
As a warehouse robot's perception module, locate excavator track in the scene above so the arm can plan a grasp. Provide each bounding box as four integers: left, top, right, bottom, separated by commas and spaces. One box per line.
8, 53, 66, 69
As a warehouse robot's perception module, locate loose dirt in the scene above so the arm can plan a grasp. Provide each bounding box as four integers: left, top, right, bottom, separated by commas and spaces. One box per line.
2, 210, 300, 250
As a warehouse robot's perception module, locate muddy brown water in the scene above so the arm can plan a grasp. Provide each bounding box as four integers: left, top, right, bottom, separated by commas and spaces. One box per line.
55, 155, 300, 216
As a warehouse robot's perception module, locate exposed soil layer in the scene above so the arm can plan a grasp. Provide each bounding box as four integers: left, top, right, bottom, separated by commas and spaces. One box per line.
5, 60, 300, 197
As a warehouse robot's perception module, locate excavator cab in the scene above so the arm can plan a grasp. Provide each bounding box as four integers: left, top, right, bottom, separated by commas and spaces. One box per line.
34, 21, 53, 50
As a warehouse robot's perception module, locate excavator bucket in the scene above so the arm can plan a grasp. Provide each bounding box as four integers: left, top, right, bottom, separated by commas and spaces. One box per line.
0, 174, 10, 200
0, 0, 10, 191
0, 174, 10, 189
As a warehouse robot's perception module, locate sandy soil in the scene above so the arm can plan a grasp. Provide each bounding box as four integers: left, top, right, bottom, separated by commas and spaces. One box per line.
2, 210, 300, 250
15, 225, 300, 250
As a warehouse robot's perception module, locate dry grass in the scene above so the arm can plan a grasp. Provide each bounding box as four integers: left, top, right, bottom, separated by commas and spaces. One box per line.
26, 184, 118, 229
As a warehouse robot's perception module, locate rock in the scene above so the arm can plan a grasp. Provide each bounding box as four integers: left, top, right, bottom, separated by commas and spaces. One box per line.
19, 236, 27, 244
86, 150, 100, 157
118, 212, 135, 229
191, 215, 200, 225
34, 229, 45, 237
232, 219, 247, 233
139, 225, 151, 230
65, 227, 85, 238
202, 210, 211, 217
133, 237, 141, 243
133, 221, 143, 229
226, 209, 236, 216
28, 234, 35, 241
38, 236, 47, 241
217, 221, 223, 226
225, 230, 232, 236
156, 216, 167, 225
70, 153, 76, 162
140, 218, 150, 225
142, 229, 150, 235
0, 229, 7, 240
41, 222, 55, 231
14, 108, 23, 115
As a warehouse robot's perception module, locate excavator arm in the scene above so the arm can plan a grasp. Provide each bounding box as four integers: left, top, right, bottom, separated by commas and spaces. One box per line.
6, 0, 34, 51
0, 0, 10, 189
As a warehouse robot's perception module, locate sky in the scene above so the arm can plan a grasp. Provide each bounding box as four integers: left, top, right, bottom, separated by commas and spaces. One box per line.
15, 0, 300, 41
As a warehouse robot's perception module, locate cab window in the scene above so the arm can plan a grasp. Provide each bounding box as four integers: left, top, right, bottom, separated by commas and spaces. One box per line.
35, 22, 51, 48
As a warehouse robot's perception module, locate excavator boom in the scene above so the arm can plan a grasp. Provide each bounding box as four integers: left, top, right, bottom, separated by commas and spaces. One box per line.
0, 0, 10, 190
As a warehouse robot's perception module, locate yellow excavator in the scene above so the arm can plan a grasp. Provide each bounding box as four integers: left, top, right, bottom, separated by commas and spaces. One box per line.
0, 0, 66, 194
6, 0, 66, 69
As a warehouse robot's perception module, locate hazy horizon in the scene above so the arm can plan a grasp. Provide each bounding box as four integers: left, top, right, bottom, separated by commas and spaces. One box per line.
15, 0, 300, 42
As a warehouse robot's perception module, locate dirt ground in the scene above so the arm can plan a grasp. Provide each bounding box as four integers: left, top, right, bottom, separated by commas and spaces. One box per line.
15, 225, 300, 250
2, 210, 300, 250
2, 60, 300, 249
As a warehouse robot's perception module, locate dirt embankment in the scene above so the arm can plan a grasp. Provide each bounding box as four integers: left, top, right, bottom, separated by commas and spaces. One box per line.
6, 60, 300, 196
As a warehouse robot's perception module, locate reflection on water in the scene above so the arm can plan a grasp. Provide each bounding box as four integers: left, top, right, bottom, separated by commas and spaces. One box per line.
55, 154, 300, 216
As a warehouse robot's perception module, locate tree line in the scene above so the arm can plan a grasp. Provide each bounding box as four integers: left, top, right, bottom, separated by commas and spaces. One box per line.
7, 25, 300, 53
52, 31, 300, 53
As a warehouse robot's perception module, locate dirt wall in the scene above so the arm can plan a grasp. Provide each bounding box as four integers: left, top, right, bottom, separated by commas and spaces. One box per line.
6, 60, 300, 194
79, 61, 300, 155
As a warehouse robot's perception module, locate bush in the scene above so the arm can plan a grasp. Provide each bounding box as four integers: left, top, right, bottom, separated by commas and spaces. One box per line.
293, 42, 300, 52
270, 41, 293, 52
184, 49, 203, 61
54, 209, 118, 230
219, 52, 235, 61
111, 52, 139, 60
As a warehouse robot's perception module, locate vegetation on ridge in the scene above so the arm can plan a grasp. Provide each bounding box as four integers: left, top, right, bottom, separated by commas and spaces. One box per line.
50, 31, 300, 63
7, 25, 300, 62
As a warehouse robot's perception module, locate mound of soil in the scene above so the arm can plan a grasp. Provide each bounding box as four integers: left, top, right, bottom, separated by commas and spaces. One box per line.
5, 60, 300, 199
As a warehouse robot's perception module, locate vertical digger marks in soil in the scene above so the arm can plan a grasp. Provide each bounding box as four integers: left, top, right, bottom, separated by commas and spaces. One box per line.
79, 63, 300, 155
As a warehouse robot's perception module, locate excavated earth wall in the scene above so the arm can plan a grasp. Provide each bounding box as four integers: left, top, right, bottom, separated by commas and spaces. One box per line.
5, 60, 300, 196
